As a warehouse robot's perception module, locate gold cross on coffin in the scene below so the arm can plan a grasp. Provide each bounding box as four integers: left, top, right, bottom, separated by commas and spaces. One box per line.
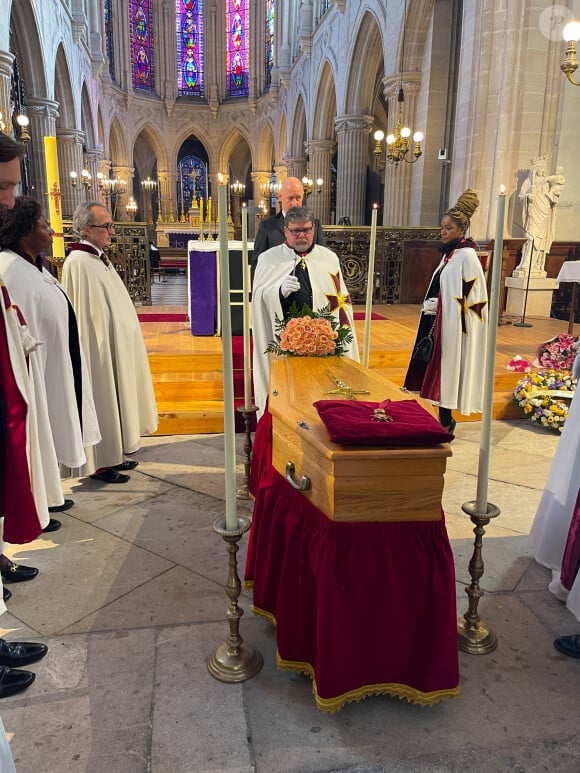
325, 374, 370, 400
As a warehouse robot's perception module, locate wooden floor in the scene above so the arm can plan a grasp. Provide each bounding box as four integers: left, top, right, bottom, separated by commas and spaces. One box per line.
140, 303, 579, 434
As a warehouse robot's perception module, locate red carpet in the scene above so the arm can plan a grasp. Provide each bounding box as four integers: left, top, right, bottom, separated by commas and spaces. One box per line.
138, 313, 188, 322
353, 312, 387, 320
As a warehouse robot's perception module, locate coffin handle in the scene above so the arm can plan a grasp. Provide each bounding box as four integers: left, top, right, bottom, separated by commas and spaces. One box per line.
285, 461, 311, 491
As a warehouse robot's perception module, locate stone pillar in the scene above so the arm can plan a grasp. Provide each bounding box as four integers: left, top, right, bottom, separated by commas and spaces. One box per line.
334, 114, 373, 225
251, 170, 273, 211
305, 140, 333, 225
381, 75, 421, 226
273, 163, 287, 187
157, 171, 170, 222
285, 157, 306, 180
112, 165, 135, 220
84, 148, 103, 201
0, 50, 14, 131
26, 97, 59, 205
56, 128, 86, 218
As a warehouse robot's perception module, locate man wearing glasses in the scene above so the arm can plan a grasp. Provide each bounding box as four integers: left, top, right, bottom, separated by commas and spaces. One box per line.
62, 202, 158, 484
251, 206, 359, 416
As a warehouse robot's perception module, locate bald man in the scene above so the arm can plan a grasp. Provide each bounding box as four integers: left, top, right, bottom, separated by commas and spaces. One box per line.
251, 176, 325, 276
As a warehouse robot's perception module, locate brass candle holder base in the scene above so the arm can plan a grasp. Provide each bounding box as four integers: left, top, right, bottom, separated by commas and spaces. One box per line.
457, 500, 500, 655
236, 405, 258, 500
207, 515, 263, 683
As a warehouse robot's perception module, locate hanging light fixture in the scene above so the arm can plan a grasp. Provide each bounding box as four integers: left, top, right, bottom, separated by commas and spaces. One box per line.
373, 0, 424, 167
561, 19, 580, 85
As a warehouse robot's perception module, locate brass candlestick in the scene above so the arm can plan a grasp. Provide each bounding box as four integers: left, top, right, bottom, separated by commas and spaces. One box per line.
236, 405, 258, 499
207, 515, 263, 682
457, 500, 500, 655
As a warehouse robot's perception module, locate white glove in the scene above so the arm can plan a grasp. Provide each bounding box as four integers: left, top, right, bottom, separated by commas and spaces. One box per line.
422, 297, 438, 316
19, 325, 43, 354
280, 274, 301, 298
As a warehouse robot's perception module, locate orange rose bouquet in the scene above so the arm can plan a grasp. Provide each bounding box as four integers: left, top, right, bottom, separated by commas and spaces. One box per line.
266, 303, 353, 357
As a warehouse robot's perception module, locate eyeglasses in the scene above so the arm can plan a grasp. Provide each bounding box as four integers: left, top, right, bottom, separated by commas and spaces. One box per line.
89, 222, 115, 231
286, 226, 313, 236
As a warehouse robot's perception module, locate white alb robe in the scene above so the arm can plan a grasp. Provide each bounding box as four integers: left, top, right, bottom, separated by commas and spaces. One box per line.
0, 250, 100, 500
530, 375, 580, 622
62, 244, 158, 472
252, 242, 360, 417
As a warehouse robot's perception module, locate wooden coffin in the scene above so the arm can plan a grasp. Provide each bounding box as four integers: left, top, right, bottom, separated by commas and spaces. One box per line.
268, 356, 452, 523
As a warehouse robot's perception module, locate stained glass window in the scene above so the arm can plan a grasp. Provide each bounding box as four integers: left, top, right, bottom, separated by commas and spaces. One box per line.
226, 0, 249, 97
129, 0, 155, 91
177, 155, 207, 214
176, 0, 204, 97
105, 0, 115, 82
264, 0, 274, 92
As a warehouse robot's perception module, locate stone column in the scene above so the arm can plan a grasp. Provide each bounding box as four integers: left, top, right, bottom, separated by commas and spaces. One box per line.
305, 140, 333, 225
0, 50, 14, 132
381, 75, 421, 226
56, 128, 86, 218
112, 165, 134, 220
334, 114, 373, 225
251, 170, 273, 211
285, 157, 306, 180
26, 97, 59, 205
84, 148, 103, 201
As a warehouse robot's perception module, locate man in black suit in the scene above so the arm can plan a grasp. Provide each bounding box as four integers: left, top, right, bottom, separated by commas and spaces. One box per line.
251, 176, 325, 276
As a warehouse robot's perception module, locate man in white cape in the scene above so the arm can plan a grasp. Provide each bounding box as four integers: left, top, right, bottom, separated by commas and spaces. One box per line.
252, 207, 359, 417
62, 202, 158, 483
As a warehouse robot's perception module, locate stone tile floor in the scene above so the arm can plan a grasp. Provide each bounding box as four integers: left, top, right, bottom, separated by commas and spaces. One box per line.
1, 420, 579, 772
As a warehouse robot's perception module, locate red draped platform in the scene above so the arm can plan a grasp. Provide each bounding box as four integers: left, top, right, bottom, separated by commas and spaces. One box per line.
245, 412, 460, 712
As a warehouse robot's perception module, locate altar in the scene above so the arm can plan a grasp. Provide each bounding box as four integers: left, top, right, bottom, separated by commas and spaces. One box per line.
187, 240, 254, 336
556, 260, 580, 334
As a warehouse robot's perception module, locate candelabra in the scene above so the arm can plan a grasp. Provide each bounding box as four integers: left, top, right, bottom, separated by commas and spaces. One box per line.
231, 180, 246, 228
15, 113, 31, 194
98, 171, 126, 219
141, 176, 158, 223
70, 159, 93, 198
126, 196, 137, 220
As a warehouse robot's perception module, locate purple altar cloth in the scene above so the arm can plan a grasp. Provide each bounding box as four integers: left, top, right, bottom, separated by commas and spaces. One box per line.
189, 248, 217, 335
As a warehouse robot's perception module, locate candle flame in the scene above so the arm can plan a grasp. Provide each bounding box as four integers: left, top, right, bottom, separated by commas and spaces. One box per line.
500, 184, 505, 194
373, 203, 378, 209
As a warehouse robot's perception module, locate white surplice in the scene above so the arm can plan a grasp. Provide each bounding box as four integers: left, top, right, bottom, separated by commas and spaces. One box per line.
251, 242, 360, 417
62, 245, 158, 472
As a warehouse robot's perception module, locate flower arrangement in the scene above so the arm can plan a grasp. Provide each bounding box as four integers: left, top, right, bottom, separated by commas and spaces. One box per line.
513, 369, 577, 433
266, 303, 354, 357
507, 355, 531, 373
535, 334, 580, 371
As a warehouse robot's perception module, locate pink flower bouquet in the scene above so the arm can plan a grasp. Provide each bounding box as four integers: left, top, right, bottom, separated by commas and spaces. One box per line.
266, 303, 353, 357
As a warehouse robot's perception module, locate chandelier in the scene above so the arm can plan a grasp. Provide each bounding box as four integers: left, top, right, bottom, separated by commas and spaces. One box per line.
561, 20, 580, 85
373, 86, 424, 167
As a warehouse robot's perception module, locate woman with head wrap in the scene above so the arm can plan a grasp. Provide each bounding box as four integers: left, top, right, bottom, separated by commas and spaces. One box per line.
404, 189, 488, 433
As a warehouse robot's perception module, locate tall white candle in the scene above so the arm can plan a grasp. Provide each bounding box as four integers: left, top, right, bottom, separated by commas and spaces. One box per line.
362, 205, 378, 368
241, 205, 252, 409
475, 186, 506, 514
218, 181, 238, 530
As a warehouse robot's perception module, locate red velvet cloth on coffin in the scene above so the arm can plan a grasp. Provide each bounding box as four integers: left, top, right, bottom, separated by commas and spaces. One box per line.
313, 398, 454, 447
245, 411, 460, 712
561, 488, 580, 591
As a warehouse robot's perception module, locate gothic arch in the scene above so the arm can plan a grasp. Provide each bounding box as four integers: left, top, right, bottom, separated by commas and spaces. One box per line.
9, 0, 47, 99
131, 124, 167, 176
289, 94, 306, 158
256, 123, 275, 172
344, 11, 384, 116
312, 60, 337, 141
277, 113, 287, 161
97, 106, 105, 151
54, 44, 75, 129
109, 115, 129, 166
220, 128, 253, 183
80, 82, 95, 147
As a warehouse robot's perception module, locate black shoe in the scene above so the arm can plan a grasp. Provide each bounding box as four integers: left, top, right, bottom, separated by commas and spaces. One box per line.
2, 587, 11, 603
0, 557, 39, 583
48, 499, 74, 513
0, 639, 48, 668
0, 666, 35, 699
90, 468, 130, 484
113, 460, 139, 471
43, 518, 61, 533
554, 634, 580, 658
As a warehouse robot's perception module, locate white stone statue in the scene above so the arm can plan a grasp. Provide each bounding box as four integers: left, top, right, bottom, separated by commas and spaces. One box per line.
517, 157, 565, 276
